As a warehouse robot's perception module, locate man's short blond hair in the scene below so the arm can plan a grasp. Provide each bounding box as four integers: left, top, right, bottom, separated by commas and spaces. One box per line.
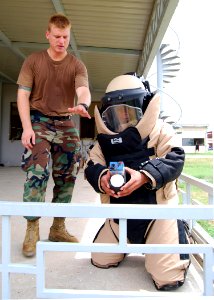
48, 13, 71, 31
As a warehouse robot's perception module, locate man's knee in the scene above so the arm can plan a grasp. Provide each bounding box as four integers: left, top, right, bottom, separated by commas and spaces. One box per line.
91, 219, 125, 269
91, 252, 124, 269
146, 253, 190, 290
145, 219, 191, 290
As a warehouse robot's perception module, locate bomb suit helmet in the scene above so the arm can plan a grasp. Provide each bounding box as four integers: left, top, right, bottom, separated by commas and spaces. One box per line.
100, 74, 154, 133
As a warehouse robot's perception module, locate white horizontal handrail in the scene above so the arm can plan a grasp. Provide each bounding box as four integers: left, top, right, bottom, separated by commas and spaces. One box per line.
0, 202, 213, 219
179, 173, 213, 205
180, 173, 213, 195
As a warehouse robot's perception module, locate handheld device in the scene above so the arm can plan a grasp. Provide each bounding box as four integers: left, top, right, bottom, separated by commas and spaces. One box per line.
109, 161, 126, 192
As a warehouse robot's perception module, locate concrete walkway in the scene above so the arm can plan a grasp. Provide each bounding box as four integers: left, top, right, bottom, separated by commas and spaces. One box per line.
0, 167, 205, 299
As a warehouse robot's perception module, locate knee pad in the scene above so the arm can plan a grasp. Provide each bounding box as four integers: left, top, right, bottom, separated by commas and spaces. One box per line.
153, 268, 188, 291
145, 219, 191, 287
91, 258, 121, 269
91, 219, 126, 268
153, 279, 184, 291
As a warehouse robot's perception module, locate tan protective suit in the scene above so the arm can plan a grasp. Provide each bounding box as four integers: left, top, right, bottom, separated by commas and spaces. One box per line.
85, 93, 190, 290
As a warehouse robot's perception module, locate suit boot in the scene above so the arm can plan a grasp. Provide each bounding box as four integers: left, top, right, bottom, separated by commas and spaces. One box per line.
22, 219, 40, 257
48, 217, 79, 243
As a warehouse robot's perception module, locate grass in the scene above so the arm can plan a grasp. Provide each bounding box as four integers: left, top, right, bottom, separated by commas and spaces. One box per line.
183, 158, 213, 183
181, 157, 213, 204
178, 152, 213, 237
198, 220, 214, 237
188, 151, 213, 156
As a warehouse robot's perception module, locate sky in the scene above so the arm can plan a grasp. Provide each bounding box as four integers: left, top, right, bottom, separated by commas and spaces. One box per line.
147, 0, 214, 129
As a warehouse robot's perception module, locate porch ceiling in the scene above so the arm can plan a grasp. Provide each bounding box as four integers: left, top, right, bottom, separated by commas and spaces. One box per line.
0, 0, 179, 100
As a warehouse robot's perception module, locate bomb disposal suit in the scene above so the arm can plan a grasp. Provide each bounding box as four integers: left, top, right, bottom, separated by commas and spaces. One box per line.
85, 74, 190, 291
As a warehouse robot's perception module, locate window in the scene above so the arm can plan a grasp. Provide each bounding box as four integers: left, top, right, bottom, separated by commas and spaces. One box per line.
182, 138, 204, 146
194, 138, 204, 146
207, 131, 212, 139
79, 101, 100, 139
182, 138, 194, 146
9, 102, 22, 140
80, 117, 95, 139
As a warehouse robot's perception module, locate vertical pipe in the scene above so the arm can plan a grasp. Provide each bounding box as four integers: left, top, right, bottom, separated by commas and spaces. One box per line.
157, 49, 163, 115
2, 216, 11, 300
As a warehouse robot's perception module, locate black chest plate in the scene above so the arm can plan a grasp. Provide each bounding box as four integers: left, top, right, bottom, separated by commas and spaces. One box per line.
97, 127, 154, 169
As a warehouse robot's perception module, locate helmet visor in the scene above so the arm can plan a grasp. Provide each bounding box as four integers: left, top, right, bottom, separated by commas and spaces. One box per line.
102, 104, 143, 132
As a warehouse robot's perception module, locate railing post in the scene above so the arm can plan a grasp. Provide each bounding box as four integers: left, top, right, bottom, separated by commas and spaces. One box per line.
2, 216, 11, 300
208, 193, 213, 205
119, 219, 127, 247
186, 183, 191, 204
36, 242, 45, 298
203, 248, 214, 296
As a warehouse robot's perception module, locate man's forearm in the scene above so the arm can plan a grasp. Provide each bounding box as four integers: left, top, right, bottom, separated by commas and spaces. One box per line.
76, 86, 91, 107
17, 88, 32, 130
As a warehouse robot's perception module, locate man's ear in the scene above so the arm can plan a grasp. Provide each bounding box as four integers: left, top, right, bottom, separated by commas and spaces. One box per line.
45, 31, 50, 40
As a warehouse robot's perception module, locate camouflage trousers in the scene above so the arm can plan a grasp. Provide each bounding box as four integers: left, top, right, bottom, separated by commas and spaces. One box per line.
22, 114, 81, 220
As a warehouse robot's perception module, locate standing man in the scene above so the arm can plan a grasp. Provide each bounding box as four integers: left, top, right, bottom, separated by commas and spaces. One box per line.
17, 13, 91, 257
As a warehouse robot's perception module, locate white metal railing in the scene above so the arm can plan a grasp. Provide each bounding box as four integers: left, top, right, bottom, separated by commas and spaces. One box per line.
179, 173, 214, 244
179, 173, 213, 205
0, 202, 214, 299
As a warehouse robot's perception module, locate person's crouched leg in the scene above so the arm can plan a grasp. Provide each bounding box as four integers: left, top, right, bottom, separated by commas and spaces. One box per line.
145, 219, 191, 291
91, 219, 126, 269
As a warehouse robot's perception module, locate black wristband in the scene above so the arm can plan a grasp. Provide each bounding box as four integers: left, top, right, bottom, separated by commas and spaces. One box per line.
78, 103, 89, 111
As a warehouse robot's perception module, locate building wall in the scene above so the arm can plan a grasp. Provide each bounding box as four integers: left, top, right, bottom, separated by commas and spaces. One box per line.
181, 125, 208, 153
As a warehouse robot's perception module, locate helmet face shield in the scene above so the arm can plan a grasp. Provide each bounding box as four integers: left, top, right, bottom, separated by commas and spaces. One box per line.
102, 104, 143, 132
100, 87, 153, 132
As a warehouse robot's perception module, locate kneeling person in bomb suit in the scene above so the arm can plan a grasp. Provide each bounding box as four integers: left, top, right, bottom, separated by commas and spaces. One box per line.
84, 74, 190, 291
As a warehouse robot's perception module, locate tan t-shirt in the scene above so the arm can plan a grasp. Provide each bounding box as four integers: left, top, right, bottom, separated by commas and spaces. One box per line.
17, 50, 89, 116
